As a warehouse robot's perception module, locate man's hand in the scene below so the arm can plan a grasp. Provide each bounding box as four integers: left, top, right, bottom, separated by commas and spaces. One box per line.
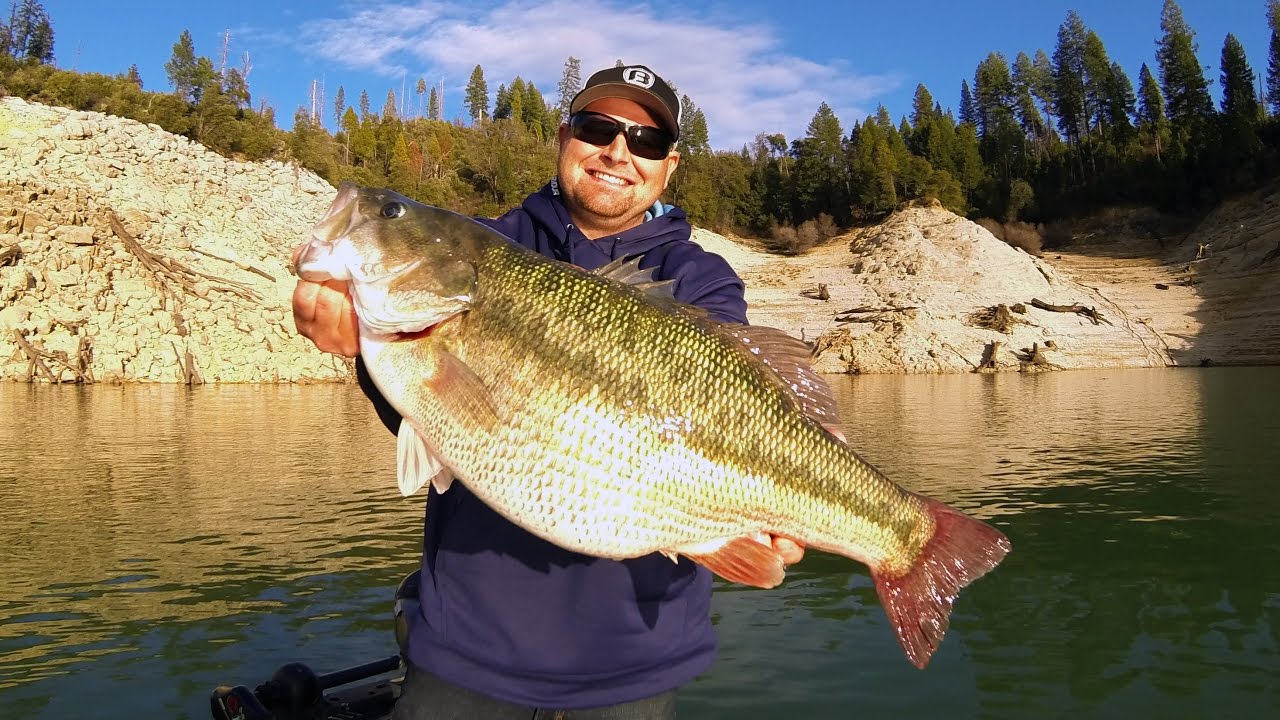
771, 536, 805, 566
292, 278, 360, 357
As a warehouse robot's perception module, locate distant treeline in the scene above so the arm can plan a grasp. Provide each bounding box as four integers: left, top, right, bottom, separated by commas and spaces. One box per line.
4, 0, 1280, 252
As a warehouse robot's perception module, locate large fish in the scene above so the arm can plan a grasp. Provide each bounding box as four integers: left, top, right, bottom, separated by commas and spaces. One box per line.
294, 182, 1011, 669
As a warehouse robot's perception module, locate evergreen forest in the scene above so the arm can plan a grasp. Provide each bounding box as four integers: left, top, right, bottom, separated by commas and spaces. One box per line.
4, 0, 1280, 252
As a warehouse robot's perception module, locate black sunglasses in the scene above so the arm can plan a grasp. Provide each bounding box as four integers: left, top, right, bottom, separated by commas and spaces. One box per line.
568, 111, 674, 161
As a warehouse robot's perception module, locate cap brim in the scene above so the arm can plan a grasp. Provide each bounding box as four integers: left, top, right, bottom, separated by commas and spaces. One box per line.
570, 84, 679, 140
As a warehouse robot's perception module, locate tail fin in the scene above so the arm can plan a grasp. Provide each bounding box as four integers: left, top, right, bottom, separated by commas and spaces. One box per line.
873, 496, 1011, 669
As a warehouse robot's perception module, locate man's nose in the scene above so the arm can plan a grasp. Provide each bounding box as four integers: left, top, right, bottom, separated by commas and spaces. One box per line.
599, 130, 631, 162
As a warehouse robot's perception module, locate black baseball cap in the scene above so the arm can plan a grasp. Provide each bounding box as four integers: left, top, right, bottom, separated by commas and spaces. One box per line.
569, 65, 681, 141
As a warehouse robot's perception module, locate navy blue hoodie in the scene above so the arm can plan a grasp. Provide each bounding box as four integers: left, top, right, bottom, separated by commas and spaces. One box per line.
357, 181, 748, 709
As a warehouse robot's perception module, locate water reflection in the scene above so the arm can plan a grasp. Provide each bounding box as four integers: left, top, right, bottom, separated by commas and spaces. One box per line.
1, 370, 1277, 718
0, 385, 422, 716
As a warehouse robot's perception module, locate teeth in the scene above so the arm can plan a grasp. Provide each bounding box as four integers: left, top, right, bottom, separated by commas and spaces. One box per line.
593, 172, 626, 186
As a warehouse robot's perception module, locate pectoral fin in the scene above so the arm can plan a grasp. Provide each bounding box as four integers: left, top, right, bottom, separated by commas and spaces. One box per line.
421, 345, 500, 435
396, 418, 454, 497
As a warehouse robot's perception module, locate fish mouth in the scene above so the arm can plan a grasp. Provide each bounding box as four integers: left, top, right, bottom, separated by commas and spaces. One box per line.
294, 182, 362, 281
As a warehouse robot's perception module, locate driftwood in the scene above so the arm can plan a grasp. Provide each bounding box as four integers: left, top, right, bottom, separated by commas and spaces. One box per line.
12, 329, 94, 383
1029, 298, 1110, 326
0, 243, 19, 267
800, 283, 830, 301
975, 340, 1003, 372
191, 246, 276, 281
171, 341, 203, 385
834, 305, 918, 324
109, 213, 262, 303
1016, 342, 1063, 371
968, 304, 1018, 334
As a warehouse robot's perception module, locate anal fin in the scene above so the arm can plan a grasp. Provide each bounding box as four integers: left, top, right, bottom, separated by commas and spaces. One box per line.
681, 536, 787, 589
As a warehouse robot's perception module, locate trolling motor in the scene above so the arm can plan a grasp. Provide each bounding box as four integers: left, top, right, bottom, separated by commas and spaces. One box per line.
209, 572, 419, 720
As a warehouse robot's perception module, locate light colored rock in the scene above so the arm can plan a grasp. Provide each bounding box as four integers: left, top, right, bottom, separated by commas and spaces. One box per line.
1, 95, 1276, 382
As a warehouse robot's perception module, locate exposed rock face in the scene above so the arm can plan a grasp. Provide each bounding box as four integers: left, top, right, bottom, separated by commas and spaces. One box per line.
696, 193, 1278, 373
0, 97, 348, 383
694, 206, 1172, 374
2, 97, 1275, 382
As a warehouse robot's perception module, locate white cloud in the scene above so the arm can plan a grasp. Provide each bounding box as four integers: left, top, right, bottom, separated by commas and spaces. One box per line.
296, 0, 899, 148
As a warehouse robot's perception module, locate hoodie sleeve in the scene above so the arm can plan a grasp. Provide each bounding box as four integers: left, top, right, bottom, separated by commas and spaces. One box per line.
356, 357, 402, 435
665, 249, 749, 325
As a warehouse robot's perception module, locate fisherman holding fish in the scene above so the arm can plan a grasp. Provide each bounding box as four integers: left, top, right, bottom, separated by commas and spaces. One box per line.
294, 64, 806, 719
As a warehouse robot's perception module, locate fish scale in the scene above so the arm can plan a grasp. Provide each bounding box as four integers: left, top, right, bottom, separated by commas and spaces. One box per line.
295, 182, 1011, 669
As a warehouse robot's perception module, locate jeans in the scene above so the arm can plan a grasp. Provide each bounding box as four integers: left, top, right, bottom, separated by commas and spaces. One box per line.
392, 664, 678, 720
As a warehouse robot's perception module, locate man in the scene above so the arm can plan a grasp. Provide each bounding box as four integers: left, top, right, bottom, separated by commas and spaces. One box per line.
293, 64, 803, 719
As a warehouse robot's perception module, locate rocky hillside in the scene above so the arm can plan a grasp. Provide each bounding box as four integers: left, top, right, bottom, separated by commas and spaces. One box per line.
0, 96, 345, 382
1, 96, 1276, 382
694, 205, 1172, 374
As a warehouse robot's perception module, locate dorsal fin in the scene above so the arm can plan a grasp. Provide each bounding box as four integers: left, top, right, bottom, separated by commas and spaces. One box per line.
724, 324, 840, 428
594, 256, 678, 304
596, 257, 838, 428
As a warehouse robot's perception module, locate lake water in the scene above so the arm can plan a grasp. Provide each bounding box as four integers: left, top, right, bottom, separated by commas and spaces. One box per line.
1, 368, 1277, 719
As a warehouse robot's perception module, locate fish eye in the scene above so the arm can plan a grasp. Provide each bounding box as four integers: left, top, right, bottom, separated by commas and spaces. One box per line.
380, 202, 406, 219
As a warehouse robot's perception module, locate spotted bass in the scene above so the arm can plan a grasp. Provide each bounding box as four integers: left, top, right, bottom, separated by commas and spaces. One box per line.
294, 182, 1010, 668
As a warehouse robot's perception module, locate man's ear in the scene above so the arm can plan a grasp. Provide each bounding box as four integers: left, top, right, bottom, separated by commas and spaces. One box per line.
557, 123, 571, 148
662, 151, 681, 190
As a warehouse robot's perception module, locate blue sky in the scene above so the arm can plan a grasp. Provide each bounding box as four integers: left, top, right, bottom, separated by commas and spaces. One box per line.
48, 1, 1275, 150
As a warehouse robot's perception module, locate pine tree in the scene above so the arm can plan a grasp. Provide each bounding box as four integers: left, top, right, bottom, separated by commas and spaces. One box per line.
416, 77, 426, 118
507, 78, 525, 126
1157, 0, 1214, 123
1052, 10, 1089, 143
165, 30, 199, 101
791, 102, 847, 223
958, 80, 977, 126
677, 95, 710, 155
1082, 31, 1114, 135
910, 84, 935, 126
1104, 61, 1136, 134
4, 0, 52, 62
1220, 33, 1259, 120
382, 89, 398, 121
20, 0, 51, 63
1012, 52, 1050, 148
1030, 50, 1058, 133
126, 64, 143, 89
427, 87, 440, 122
493, 83, 511, 119
1268, 0, 1280, 114
1137, 63, 1169, 161
521, 82, 552, 138
465, 64, 489, 122
333, 86, 345, 127
1137, 64, 1165, 126
359, 90, 370, 120
556, 56, 582, 120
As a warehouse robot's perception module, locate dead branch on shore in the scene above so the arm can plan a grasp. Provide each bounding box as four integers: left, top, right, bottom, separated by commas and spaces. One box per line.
109, 212, 262, 304
171, 340, 203, 385
12, 329, 94, 383
800, 283, 830, 301
974, 340, 1003, 372
1016, 342, 1063, 371
834, 305, 917, 324
1029, 298, 1110, 326
190, 246, 276, 281
967, 304, 1022, 334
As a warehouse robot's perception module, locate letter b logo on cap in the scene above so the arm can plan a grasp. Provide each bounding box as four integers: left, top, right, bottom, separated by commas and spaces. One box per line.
623, 67, 656, 88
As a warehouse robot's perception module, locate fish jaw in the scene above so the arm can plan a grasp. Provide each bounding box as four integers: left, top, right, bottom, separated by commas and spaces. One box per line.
294, 182, 364, 282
